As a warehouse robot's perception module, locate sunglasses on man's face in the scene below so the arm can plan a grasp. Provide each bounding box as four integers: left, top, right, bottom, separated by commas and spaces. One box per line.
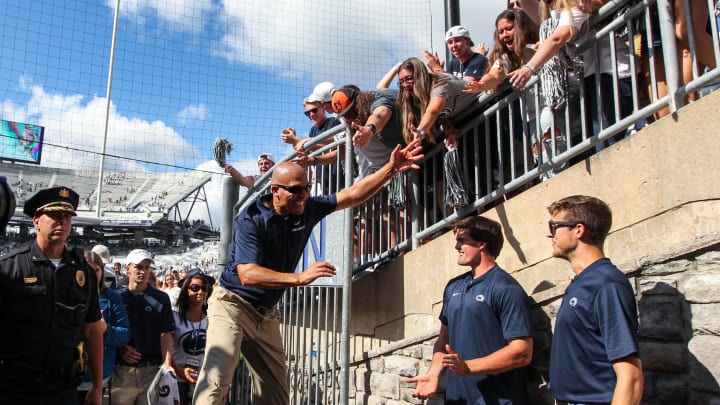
304, 107, 319, 117
188, 284, 210, 292
548, 220, 580, 236
273, 184, 312, 194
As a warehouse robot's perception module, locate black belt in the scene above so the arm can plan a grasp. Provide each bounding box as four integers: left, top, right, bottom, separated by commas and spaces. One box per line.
243, 297, 276, 315
121, 358, 162, 368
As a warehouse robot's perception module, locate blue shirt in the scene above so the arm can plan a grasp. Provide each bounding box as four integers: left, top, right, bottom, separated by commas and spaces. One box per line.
309, 116, 341, 138
446, 52, 488, 80
548, 258, 639, 403
220, 194, 337, 307
120, 285, 175, 365
439, 265, 532, 404
82, 288, 131, 380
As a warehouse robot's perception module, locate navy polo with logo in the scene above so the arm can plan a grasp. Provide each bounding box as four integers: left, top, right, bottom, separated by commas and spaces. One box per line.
220, 194, 336, 308
548, 258, 639, 403
440, 265, 532, 404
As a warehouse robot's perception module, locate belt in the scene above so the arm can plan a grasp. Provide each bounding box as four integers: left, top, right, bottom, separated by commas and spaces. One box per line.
243, 297, 276, 315
122, 358, 162, 368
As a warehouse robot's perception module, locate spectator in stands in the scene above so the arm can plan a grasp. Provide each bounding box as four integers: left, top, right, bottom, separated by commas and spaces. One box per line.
507, 0, 605, 90
112, 249, 175, 404
464, 10, 538, 95
78, 250, 132, 403
171, 270, 213, 404
306, 81, 336, 114
396, 57, 477, 149
424, 25, 488, 82
224, 153, 275, 189
407, 216, 533, 403
545, 195, 643, 404
193, 140, 423, 404
283, 98, 344, 194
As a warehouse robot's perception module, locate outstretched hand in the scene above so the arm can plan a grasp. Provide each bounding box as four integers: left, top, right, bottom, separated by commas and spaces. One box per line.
406, 373, 440, 399
389, 139, 424, 174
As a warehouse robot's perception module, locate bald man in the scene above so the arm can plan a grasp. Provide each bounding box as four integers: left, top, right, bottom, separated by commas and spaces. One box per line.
194, 140, 423, 404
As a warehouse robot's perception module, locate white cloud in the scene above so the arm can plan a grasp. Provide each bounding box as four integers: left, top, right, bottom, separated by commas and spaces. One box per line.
1, 79, 199, 173
107, 0, 215, 32
177, 103, 210, 124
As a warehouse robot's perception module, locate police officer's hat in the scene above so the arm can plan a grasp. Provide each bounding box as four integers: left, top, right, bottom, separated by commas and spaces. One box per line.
23, 186, 79, 217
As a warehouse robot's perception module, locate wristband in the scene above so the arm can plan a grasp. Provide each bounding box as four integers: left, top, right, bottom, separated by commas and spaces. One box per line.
523, 63, 537, 75
367, 123, 377, 135
416, 128, 427, 139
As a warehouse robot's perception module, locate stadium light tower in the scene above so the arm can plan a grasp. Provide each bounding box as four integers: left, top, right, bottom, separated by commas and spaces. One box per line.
95, 0, 121, 217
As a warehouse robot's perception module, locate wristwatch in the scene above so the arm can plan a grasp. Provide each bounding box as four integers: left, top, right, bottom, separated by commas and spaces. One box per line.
366, 123, 377, 135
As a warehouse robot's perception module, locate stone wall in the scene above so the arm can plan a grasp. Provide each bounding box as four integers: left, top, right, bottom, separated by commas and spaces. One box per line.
347, 234, 720, 404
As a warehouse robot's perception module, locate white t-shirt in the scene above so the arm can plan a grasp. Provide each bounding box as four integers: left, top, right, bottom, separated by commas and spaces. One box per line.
171, 311, 208, 383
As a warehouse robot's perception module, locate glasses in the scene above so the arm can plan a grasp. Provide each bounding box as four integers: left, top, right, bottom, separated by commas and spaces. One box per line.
548, 220, 580, 236
304, 107, 319, 117
188, 284, 210, 292
397, 76, 414, 86
273, 184, 311, 194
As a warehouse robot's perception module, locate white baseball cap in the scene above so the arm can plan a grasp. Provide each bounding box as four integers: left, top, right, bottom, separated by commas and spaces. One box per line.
308, 82, 336, 103
126, 249, 154, 265
445, 25, 474, 46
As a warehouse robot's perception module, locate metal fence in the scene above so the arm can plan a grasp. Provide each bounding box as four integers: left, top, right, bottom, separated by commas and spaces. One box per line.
221, 0, 720, 403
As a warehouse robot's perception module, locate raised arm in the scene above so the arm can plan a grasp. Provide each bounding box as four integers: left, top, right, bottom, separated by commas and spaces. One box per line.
225, 164, 256, 188
377, 62, 402, 90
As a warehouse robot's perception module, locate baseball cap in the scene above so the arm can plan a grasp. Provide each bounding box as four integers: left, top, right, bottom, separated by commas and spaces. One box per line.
445, 25, 474, 46
22, 186, 79, 217
126, 249, 154, 265
92, 244, 111, 264
258, 153, 275, 163
308, 82, 335, 103
331, 87, 358, 117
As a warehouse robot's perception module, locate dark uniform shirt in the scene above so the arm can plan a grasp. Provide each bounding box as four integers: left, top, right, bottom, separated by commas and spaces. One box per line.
0, 241, 101, 386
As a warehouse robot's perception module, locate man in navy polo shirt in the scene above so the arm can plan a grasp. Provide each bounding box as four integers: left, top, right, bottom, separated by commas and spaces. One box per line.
407, 216, 533, 404
546, 195, 643, 404
194, 140, 423, 404
112, 249, 175, 404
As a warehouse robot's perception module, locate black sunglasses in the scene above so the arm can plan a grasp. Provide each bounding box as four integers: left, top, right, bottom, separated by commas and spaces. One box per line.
304, 107, 319, 117
188, 284, 210, 292
548, 220, 580, 236
273, 184, 311, 194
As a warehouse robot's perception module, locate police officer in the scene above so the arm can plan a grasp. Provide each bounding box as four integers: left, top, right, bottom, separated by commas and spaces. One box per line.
0, 186, 105, 405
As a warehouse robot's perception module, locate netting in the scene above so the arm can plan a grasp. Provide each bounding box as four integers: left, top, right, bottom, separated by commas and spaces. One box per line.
0, 0, 433, 224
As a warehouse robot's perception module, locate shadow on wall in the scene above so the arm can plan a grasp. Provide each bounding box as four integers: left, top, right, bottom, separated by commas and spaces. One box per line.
638, 282, 720, 404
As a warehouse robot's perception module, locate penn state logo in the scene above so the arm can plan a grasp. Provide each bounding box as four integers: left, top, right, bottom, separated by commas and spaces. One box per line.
145, 306, 153, 312
569, 297, 578, 307
475, 294, 485, 302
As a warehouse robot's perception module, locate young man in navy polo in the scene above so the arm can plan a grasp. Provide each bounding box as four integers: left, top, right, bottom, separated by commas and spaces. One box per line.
407, 215, 533, 404
112, 249, 175, 404
546, 195, 643, 404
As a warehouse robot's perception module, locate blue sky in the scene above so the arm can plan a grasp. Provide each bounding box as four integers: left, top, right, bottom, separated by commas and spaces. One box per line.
0, 0, 503, 224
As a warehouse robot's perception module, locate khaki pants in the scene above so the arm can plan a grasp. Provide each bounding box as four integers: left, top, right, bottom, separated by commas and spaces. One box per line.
193, 285, 289, 405
111, 365, 158, 405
